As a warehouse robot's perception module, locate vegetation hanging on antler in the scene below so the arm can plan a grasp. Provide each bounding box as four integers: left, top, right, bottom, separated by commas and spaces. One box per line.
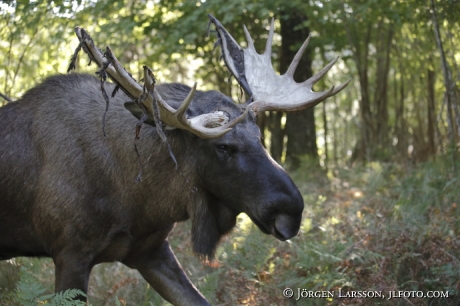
67, 27, 179, 180
68, 27, 248, 140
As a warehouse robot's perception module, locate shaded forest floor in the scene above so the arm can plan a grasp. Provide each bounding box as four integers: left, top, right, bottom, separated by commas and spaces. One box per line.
1, 157, 459, 305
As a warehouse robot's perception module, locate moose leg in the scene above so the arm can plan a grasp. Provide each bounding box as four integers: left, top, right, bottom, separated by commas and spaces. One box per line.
54, 255, 92, 301
126, 241, 210, 306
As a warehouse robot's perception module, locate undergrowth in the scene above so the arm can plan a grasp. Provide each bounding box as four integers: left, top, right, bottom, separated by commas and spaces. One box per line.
1, 156, 459, 305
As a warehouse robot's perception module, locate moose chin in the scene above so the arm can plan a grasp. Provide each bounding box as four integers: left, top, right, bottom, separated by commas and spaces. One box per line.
0, 14, 348, 305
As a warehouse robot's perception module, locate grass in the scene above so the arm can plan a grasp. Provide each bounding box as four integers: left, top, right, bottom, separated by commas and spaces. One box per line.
0, 157, 459, 305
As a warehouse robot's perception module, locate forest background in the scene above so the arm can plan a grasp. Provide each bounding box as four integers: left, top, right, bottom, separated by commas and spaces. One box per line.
0, 0, 459, 305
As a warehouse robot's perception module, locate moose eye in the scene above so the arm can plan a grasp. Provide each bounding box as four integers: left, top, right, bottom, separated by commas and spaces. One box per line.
216, 144, 229, 152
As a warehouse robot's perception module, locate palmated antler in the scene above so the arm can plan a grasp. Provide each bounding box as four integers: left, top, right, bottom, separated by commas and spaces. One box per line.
71, 27, 248, 139
208, 14, 350, 114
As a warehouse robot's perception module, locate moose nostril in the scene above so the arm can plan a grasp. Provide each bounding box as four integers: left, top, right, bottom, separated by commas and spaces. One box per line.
274, 214, 300, 240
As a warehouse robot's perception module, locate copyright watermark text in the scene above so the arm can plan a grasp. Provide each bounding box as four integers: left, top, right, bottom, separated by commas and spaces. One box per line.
282, 288, 450, 301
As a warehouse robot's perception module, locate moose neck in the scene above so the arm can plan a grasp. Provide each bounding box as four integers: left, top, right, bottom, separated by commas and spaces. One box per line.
114, 127, 199, 228
133, 129, 239, 258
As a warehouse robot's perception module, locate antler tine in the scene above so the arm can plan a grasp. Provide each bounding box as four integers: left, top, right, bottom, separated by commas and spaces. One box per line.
328, 78, 351, 97
263, 18, 275, 58
285, 35, 311, 78
303, 86, 335, 110
304, 56, 339, 86
175, 82, 197, 121
221, 106, 251, 130
243, 25, 256, 52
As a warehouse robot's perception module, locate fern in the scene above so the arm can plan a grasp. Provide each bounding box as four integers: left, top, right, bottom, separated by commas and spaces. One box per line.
15, 268, 88, 305
47, 289, 87, 306
15, 268, 47, 306
14, 273, 125, 306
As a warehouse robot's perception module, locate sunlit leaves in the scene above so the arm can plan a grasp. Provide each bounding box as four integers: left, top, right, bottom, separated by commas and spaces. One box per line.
1, 0, 459, 164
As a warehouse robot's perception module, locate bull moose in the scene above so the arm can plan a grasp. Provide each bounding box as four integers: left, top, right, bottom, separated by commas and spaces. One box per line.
0, 15, 349, 305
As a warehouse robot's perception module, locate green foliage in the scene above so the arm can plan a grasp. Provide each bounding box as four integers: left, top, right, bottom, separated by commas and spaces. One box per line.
12, 264, 128, 306
15, 269, 47, 306
15, 267, 86, 306
2, 0, 458, 164
341, 157, 459, 303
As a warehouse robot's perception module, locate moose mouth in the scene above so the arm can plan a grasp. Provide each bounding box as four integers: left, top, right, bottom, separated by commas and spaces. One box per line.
249, 214, 299, 241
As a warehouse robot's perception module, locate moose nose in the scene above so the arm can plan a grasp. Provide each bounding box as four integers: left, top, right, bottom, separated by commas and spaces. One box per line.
272, 213, 302, 240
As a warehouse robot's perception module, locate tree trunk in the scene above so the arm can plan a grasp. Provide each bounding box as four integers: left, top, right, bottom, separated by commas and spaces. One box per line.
332, 96, 339, 167
373, 21, 393, 160
427, 68, 436, 158
256, 111, 267, 148
280, 11, 316, 169
268, 111, 284, 162
395, 56, 408, 163
345, 20, 373, 162
323, 98, 328, 171
430, 0, 458, 168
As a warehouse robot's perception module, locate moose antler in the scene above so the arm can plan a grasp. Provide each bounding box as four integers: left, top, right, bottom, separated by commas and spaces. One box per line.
208, 14, 350, 113
72, 27, 248, 139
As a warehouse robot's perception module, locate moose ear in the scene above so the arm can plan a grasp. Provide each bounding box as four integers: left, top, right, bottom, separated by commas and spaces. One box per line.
124, 102, 157, 126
